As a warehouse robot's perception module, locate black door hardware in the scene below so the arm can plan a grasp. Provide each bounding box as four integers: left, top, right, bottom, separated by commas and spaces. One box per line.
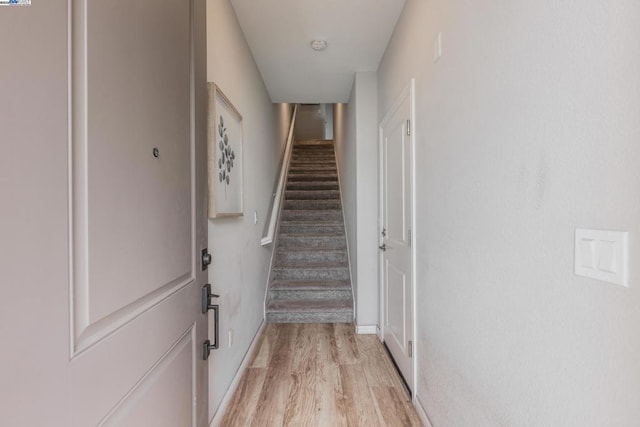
201, 248, 212, 270
202, 284, 220, 360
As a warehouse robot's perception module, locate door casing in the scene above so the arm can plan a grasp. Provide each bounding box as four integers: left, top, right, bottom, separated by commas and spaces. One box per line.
378, 78, 417, 397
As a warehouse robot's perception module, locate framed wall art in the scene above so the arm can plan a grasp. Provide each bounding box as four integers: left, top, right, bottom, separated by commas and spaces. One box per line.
207, 83, 244, 218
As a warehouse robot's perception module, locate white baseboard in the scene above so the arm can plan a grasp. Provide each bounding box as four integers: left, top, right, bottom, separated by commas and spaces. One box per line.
355, 324, 378, 334
210, 320, 266, 427
415, 394, 433, 427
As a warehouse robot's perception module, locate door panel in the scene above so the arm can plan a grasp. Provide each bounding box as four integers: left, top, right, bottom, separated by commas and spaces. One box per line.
386, 261, 407, 345
69, 0, 207, 425
84, 0, 192, 325
380, 81, 414, 392
385, 119, 408, 244
99, 327, 195, 426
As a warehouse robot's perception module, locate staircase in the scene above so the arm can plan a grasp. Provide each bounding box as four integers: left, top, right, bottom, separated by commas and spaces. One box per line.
265, 140, 354, 323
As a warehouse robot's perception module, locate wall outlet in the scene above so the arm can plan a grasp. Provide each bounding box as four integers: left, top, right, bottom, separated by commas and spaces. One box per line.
228, 329, 233, 348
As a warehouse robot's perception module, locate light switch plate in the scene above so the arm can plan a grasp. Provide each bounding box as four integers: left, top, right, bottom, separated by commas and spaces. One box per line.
575, 229, 628, 287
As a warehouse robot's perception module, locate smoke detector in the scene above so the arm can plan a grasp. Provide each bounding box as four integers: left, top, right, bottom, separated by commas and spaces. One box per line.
310, 40, 328, 51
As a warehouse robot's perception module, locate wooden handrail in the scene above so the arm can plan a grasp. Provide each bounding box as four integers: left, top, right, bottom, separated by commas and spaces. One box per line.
261, 104, 298, 246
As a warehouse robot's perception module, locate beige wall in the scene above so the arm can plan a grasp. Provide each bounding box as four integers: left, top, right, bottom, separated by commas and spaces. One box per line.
0, 2, 70, 424
378, 0, 640, 425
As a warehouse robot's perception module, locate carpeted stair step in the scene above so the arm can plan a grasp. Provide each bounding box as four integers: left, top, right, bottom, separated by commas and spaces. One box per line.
285, 190, 341, 200
290, 157, 335, 163
289, 161, 337, 172
265, 298, 353, 323
274, 248, 347, 264
286, 181, 339, 191
286, 173, 338, 182
271, 265, 350, 281
269, 280, 352, 300
278, 221, 344, 235
284, 199, 342, 210
280, 209, 343, 222
277, 234, 346, 250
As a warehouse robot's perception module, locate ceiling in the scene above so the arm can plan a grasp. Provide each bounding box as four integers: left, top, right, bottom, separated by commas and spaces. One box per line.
229, 0, 407, 103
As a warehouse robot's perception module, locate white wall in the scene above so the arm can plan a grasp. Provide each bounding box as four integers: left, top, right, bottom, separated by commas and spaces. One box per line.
294, 103, 325, 140
273, 103, 294, 152
353, 72, 379, 328
335, 101, 357, 301
335, 72, 379, 328
205, 0, 279, 420
323, 103, 334, 140
378, 0, 640, 425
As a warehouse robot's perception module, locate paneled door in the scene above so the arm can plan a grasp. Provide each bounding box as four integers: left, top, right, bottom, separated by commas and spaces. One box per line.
379, 80, 415, 392
1, 1, 208, 425
68, 1, 209, 425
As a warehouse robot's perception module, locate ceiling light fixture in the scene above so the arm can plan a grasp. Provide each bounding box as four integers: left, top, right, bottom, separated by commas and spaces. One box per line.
310, 40, 328, 51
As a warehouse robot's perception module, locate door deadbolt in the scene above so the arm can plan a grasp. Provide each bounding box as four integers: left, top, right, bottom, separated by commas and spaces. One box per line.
201, 248, 212, 270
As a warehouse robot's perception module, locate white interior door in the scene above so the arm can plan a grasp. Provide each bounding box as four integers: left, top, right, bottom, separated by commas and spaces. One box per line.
380, 81, 415, 392
0, 1, 209, 425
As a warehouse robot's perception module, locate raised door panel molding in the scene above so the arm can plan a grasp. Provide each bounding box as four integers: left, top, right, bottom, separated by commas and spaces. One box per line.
70, 0, 193, 355
98, 327, 197, 427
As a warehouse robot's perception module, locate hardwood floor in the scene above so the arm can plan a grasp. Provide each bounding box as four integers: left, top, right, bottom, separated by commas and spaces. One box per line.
219, 323, 422, 426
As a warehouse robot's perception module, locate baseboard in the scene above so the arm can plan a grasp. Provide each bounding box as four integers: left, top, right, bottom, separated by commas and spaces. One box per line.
414, 394, 434, 427
355, 324, 377, 334
210, 320, 266, 427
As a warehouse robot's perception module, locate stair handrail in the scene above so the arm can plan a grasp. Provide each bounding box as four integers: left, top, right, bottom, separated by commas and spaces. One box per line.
261, 104, 298, 246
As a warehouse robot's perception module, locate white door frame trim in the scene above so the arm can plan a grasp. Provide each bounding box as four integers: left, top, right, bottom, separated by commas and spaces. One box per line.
378, 78, 417, 399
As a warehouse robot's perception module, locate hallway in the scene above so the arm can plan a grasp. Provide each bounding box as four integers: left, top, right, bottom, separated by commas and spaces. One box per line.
3, 0, 640, 425
219, 323, 421, 426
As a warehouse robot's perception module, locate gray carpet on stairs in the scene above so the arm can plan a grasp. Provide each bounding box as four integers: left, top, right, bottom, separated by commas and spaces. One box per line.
265, 140, 354, 323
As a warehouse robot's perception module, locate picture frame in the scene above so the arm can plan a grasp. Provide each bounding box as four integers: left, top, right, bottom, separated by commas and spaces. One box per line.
207, 83, 244, 218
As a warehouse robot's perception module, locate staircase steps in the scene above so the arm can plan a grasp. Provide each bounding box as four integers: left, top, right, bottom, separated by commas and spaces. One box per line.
266, 139, 353, 323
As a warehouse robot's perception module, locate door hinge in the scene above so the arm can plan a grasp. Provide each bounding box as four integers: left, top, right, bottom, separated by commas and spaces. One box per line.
408, 229, 412, 246
407, 119, 411, 136
408, 340, 413, 358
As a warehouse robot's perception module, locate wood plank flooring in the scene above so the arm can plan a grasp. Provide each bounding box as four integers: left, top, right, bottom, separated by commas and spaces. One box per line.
219, 323, 422, 427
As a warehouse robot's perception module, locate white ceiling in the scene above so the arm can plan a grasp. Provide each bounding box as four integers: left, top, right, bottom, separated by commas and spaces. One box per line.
229, 0, 407, 103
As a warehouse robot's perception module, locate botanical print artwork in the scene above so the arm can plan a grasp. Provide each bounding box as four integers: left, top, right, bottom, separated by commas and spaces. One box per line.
207, 83, 243, 217
217, 115, 236, 199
